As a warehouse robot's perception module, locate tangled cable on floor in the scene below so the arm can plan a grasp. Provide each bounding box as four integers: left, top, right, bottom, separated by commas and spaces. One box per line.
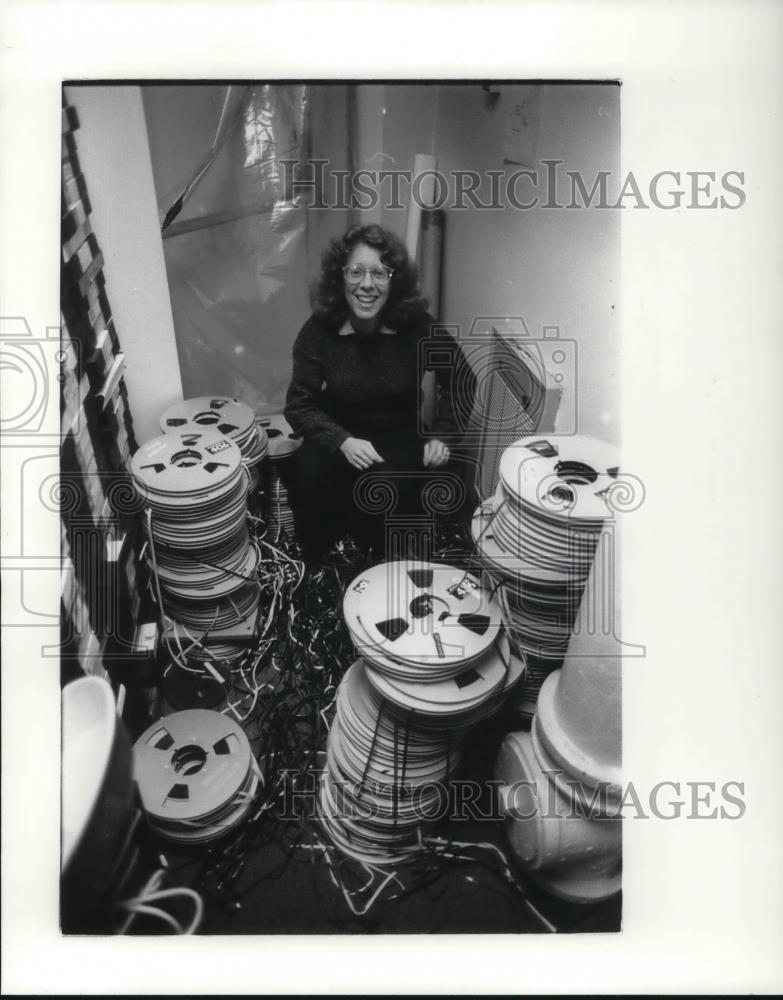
150, 517, 570, 933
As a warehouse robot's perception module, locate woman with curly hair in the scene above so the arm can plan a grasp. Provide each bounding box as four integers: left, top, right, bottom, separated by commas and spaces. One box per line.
284, 223, 476, 563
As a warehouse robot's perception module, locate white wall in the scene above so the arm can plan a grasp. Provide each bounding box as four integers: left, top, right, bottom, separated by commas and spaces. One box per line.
354, 85, 386, 227
354, 83, 621, 444
438, 84, 620, 444
64, 85, 182, 444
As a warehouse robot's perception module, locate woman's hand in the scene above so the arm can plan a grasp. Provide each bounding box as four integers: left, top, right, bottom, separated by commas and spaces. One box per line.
423, 439, 450, 468
340, 437, 385, 470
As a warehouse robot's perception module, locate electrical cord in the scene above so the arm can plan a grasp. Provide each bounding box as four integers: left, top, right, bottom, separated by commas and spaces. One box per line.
142, 516, 573, 934
117, 867, 205, 935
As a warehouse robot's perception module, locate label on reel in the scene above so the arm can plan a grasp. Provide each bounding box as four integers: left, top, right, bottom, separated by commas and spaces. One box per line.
205, 439, 233, 455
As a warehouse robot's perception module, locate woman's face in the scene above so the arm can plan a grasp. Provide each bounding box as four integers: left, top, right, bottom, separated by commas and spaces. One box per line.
343, 243, 391, 329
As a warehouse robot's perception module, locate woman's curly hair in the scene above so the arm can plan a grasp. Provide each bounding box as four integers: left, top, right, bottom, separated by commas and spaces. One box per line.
310, 224, 429, 330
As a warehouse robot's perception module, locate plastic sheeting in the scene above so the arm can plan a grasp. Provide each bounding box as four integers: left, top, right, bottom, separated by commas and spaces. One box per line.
143, 84, 352, 415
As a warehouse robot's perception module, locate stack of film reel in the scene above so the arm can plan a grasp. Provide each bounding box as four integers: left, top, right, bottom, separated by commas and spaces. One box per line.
319, 561, 525, 864
130, 429, 261, 671
133, 710, 261, 845
471, 434, 620, 718
160, 397, 269, 495
255, 413, 301, 542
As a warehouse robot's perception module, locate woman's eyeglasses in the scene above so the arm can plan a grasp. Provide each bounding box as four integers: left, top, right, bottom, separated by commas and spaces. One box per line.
343, 264, 394, 286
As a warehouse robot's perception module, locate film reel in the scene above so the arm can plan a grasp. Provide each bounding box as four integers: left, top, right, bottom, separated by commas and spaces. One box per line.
318, 660, 462, 863
499, 434, 620, 524
160, 397, 269, 470
255, 412, 302, 458
363, 633, 512, 725
343, 561, 502, 674
133, 709, 258, 844
161, 579, 262, 631
470, 435, 619, 714
131, 430, 243, 505
132, 430, 259, 645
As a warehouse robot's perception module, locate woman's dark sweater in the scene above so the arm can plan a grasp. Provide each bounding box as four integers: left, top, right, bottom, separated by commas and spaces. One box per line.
284, 312, 476, 453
